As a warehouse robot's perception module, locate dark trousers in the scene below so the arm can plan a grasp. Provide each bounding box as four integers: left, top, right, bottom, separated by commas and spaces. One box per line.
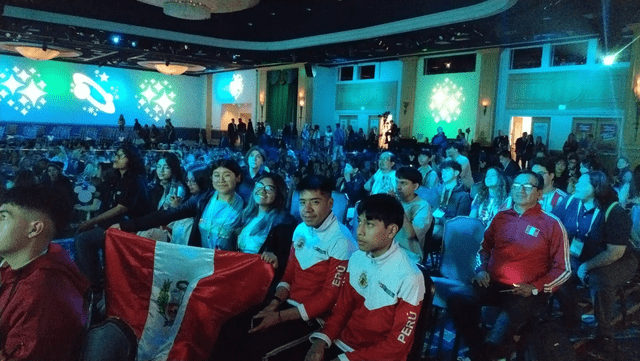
558, 252, 638, 338
448, 280, 549, 361
74, 227, 107, 291
234, 303, 321, 361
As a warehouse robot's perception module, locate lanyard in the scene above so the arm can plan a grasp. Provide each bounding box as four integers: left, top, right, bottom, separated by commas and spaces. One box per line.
575, 201, 599, 238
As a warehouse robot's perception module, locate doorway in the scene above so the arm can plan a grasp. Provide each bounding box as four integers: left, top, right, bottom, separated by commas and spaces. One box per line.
509, 116, 532, 158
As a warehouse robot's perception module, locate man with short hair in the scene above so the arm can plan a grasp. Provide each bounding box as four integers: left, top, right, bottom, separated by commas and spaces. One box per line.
448, 170, 570, 361
395, 167, 432, 263
417, 149, 439, 189
305, 194, 425, 361
445, 142, 474, 190
498, 150, 520, 180
238, 175, 357, 361
364, 151, 396, 195
0, 186, 89, 360
432, 160, 471, 240
532, 159, 567, 212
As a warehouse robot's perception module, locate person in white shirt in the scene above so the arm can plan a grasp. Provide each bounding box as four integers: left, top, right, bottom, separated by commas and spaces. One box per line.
418, 149, 439, 189
364, 151, 396, 195
532, 159, 567, 212
394, 167, 433, 263
445, 142, 474, 190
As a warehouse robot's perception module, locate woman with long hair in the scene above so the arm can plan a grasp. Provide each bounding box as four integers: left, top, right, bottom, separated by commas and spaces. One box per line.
235, 173, 296, 272
469, 167, 511, 227
171, 162, 211, 245
75, 142, 151, 294
553, 171, 638, 357
150, 152, 187, 211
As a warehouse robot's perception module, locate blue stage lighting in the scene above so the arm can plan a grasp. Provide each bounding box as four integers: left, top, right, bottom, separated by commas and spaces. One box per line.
112, 35, 121, 44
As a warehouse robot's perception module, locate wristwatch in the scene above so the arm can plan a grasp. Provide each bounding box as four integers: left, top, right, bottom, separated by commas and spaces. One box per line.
531, 287, 538, 296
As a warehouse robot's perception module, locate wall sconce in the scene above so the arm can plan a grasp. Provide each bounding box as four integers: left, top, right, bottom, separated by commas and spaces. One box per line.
481, 98, 490, 116
299, 99, 305, 120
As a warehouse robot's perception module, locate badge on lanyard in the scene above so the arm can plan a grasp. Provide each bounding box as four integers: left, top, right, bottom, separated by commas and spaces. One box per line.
570, 237, 584, 258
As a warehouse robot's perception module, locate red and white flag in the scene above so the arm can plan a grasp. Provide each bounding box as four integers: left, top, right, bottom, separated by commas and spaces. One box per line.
104, 229, 274, 361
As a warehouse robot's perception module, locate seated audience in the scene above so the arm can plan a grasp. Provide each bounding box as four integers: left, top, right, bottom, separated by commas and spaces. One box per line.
469, 167, 511, 227
448, 170, 570, 361
236, 175, 357, 361
235, 173, 297, 272
170, 162, 211, 245
41, 160, 74, 199
498, 150, 520, 181
554, 157, 570, 192
394, 167, 433, 263
445, 142, 474, 190
238, 146, 269, 202
0, 186, 89, 360
305, 194, 425, 361
432, 160, 471, 242
613, 156, 633, 189
75, 142, 150, 296
417, 148, 439, 189
141, 152, 187, 242
117, 159, 244, 250
553, 172, 638, 358
532, 159, 567, 212
335, 158, 367, 207
364, 151, 396, 195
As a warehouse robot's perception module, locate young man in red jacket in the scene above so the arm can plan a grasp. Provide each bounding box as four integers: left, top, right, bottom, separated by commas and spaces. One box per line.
448, 170, 570, 361
305, 194, 425, 361
237, 175, 357, 361
0, 186, 89, 360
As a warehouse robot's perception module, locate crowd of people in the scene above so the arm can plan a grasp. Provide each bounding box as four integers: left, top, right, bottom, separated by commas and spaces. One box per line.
0, 118, 639, 360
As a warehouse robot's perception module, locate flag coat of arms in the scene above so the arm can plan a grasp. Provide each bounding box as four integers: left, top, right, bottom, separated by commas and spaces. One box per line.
104, 229, 274, 361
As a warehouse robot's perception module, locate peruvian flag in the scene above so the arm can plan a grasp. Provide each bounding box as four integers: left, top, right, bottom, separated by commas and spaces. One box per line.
104, 229, 274, 361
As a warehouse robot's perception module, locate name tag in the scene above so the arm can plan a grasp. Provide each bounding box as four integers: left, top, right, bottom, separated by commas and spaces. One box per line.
432, 208, 445, 218
570, 238, 584, 258
525, 225, 540, 237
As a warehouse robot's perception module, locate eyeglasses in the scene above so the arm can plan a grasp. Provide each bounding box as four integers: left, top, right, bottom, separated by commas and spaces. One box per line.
114, 152, 127, 160
255, 185, 276, 195
511, 183, 537, 193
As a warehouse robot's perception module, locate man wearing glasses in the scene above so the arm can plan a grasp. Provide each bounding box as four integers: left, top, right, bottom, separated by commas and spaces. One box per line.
448, 170, 570, 361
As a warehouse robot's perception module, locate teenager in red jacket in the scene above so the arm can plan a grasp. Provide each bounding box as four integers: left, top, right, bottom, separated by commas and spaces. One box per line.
237, 175, 357, 361
0, 186, 89, 361
306, 194, 425, 361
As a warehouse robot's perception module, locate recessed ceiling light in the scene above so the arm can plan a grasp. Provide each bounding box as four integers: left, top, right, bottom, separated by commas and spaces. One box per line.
248, 22, 253, 26
270, 12, 275, 15
306, 7, 311, 11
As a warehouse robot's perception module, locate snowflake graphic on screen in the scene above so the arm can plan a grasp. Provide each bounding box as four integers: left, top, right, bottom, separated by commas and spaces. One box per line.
0, 66, 47, 116
135, 79, 176, 123
69, 70, 120, 116
429, 78, 465, 123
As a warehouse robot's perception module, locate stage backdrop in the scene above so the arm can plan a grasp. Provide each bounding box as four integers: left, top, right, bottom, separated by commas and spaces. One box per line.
0, 55, 207, 128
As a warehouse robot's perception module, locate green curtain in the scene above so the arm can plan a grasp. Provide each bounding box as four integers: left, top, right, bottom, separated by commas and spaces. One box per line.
266, 70, 298, 134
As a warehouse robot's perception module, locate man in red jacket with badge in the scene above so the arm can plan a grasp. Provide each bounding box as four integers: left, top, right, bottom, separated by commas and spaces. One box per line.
448, 170, 570, 361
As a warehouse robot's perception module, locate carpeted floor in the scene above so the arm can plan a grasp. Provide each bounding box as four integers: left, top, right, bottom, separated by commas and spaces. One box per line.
421, 282, 640, 361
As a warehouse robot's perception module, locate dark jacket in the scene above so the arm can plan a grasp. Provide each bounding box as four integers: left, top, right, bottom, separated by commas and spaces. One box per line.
438, 181, 471, 220
258, 218, 297, 285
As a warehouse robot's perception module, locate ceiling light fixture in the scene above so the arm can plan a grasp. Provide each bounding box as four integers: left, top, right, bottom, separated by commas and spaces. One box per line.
0, 41, 81, 61
138, 60, 206, 75
138, 0, 260, 20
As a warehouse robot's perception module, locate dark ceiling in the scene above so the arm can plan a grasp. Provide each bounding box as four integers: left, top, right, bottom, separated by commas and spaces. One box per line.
1, 0, 639, 74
